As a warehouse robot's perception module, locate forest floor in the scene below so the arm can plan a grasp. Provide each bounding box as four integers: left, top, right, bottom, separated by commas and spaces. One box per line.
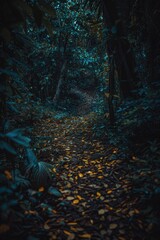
23, 112, 157, 240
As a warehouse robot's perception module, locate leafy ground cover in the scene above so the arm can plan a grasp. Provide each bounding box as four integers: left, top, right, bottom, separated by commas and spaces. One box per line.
1, 112, 159, 240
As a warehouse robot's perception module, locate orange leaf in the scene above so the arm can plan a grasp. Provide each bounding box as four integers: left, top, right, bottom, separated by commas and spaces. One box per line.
4, 170, 12, 180
38, 186, 45, 192
77, 195, 83, 200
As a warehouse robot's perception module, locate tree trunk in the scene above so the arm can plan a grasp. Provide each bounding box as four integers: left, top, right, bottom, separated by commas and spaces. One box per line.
108, 55, 115, 125
53, 60, 67, 105
102, 0, 137, 98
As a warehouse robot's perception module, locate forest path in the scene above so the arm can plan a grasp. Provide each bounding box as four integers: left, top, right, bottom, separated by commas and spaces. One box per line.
32, 113, 147, 240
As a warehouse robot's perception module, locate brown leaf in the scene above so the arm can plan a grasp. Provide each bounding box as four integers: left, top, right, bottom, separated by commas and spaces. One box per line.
44, 222, 50, 230
109, 223, 118, 230
4, 170, 12, 180
67, 233, 75, 240
0, 224, 10, 233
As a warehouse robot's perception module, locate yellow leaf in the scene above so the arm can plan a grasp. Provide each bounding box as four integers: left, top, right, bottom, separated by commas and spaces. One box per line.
77, 195, 83, 200
72, 199, 79, 204
98, 176, 103, 179
67, 196, 74, 201
68, 222, 77, 226
107, 190, 112, 194
64, 230, 73, 236
66, 182, 72, 188
100, 196, 105, 201
109, 223, 118, 230
79, 233, 92, 238
96, 192, 101, 197
79, 173, 83, 178
98, 209, 106, 215
38, 186, 45, 192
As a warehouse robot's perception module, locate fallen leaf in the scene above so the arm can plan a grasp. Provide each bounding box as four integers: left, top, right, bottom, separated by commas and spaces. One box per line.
67, 222, 77, 226
107, 190, 112, 194
96, 192, 101, 197
79, 173, 83, 178
4, 170, 12, 180
72, 199, 79, 204
38, 186, 45, 192
67, 233, 75, 240
100, 229, 107, 235
48, 187, 62, 197
79, 233, 92, 238
64, 230, 73, 236
118, 237, 126, 240
44, 222, 50, 230
77, 195, 83, 200
0, 224, 10, 233
100, 196, 105, 200
98, 209, 106, 215
109, 223, 118, 230
67, 196, 74, 201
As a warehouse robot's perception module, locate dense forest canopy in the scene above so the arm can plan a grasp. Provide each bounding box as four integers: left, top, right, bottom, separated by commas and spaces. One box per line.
0, 0, 160, 239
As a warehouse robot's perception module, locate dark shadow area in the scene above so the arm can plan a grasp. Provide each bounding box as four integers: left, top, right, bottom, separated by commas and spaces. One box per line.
0, 0, 160, 239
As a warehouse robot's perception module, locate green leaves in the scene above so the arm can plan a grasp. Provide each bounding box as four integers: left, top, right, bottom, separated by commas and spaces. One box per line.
48, 186, 62, 197
26, 148, 54, 188
26, 148, 38, 165
6, 129, 31, 147
0, 129, 31, 155
0, 141, 17, 155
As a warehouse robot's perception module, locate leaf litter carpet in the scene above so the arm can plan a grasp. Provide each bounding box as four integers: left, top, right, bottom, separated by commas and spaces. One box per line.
31, 113, 151, 240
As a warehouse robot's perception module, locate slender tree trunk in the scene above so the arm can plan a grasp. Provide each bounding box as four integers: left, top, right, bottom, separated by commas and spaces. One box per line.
108, 55, 115, 125
53, 60, 67, 105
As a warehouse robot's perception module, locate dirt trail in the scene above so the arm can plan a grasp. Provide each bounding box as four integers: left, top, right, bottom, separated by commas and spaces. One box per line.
32, 113, 148, 240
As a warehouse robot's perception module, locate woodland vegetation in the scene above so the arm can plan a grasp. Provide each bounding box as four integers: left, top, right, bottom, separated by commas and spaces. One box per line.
0, 0, 160, 239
